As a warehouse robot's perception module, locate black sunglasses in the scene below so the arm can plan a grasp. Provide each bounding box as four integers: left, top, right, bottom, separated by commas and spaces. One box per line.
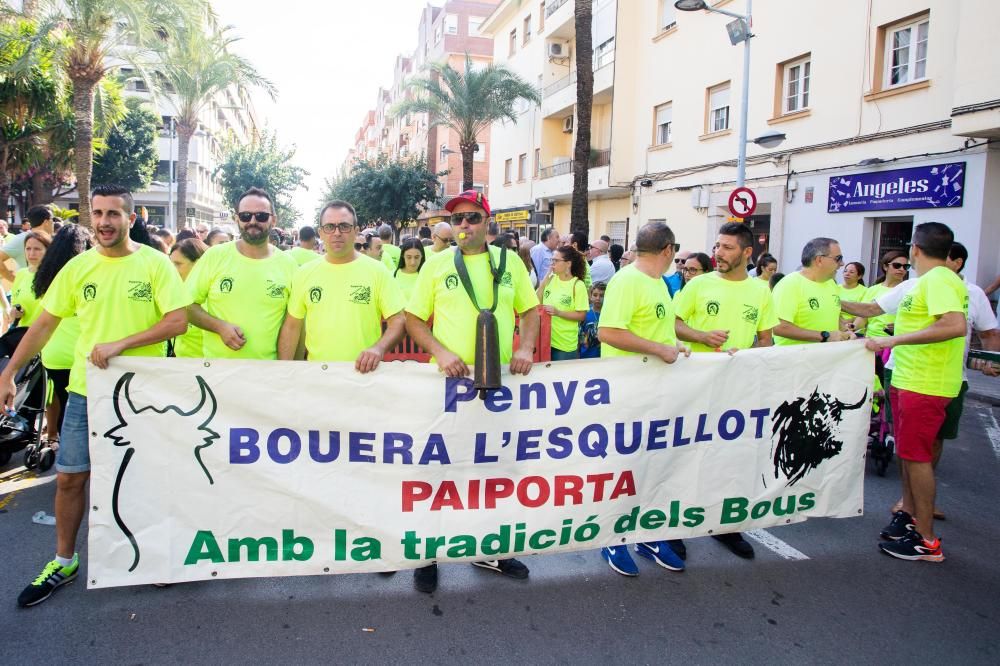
450, 212, 484, 225
889, 262, 911, 270
236, 211, 274, 223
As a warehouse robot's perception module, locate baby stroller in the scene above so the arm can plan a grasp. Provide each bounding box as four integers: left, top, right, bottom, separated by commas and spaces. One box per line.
868, 348, 894, 476
0, 326, 52, 471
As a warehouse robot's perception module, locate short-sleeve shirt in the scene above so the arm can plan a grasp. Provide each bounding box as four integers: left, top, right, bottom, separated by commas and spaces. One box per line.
673, 272, 779, 352
41, 316, 79, 370
862, 283, 895, 338
406, 246, 538, 364
771, 271, 842, 345
288, 246, 321, 267
41, 245, 190, 396
541, 276, 589, 352
287, 255, 404, 362
2, 233, 28, 270
891, 266, 968, 398
839, 283, 867, 323
394, 269, 419, 303
186, 242, 297, 360
381, 243, 401, 273
599, 265, 676, 357
10, 268, 41, 327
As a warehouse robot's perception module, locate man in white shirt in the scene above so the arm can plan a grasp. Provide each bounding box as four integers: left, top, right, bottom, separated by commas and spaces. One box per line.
588, 239, 616, 284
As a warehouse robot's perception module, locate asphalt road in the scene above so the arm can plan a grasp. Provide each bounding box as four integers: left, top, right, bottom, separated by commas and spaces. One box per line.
1, 401, 998, 665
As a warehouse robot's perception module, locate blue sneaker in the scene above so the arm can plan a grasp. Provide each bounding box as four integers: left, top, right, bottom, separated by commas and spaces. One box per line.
601, 545, 639, 576
635, 541, 685, 571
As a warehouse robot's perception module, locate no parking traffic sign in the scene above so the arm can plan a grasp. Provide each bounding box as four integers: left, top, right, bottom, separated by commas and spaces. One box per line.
728, 187, 757, 218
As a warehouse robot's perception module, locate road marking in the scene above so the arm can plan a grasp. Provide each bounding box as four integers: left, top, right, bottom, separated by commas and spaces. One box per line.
0, 466, 56, 510
977, 407, 1000, 461
744, 529, 809, 560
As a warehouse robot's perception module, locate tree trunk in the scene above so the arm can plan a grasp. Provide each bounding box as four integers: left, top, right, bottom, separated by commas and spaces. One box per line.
175, 126, 193, 230
0, 145, 10, 222
459, 139, 475, 192
30, 171, 55, 206
71, 78, 97, 228
571, 0, 594, 238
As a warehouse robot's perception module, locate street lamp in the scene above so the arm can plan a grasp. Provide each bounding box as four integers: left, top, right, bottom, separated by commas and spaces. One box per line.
676, 0, 783, 187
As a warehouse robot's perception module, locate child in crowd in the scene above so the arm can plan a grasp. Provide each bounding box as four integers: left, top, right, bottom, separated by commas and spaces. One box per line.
579, 281, 606, 358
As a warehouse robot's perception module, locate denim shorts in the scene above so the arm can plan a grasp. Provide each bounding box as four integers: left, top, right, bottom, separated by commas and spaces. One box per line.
56, 392, 90, 473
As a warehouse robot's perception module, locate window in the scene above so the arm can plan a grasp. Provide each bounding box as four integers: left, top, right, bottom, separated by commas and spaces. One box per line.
783, 58, 811, 113
654, 102, 672, 145
607, 221, 627, 247
509, 29, 517, 56
658, 0, 676, 32
523, 15, 532, 44
534, 148, 541, 177
468, 16, 485, 35
518, 153, 528, 180
504, 158, 513, 184
445, 14, 458, 35
887, 18, 929, 86
707, 82, 730, 132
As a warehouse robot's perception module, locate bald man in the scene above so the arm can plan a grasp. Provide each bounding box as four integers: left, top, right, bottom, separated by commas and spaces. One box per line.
589, 239, 616, 284
431, 221, 454, 253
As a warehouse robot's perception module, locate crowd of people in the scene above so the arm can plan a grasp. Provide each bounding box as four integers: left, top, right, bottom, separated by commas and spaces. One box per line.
0, 182, 989, 606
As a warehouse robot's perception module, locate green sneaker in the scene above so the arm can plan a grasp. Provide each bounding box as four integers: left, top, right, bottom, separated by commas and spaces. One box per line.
17, 556, 79, 607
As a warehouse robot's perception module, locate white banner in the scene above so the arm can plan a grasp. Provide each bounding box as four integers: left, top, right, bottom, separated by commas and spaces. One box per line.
86, 343, 872, 588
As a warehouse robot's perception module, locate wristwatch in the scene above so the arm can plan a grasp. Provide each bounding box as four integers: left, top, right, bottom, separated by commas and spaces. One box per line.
820, 331, 830, 343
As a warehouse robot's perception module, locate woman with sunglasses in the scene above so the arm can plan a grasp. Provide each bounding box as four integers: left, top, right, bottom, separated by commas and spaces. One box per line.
838, 261, 866, 329
537, 245, 589, 360
680, 252, 713, 288
854, 250, 909, 337
393, 237, 426, 301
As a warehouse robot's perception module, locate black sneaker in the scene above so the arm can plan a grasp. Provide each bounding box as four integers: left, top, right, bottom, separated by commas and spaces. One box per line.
471, 558, 530, 579
880, 511, 916, 541
17, 556, 79, 608
712, 532, 755, 559
667, 539, 687, 561
878, 531, 944, 562
413, 564, 437, 594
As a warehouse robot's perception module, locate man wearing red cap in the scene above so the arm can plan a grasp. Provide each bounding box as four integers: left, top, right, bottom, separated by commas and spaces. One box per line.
405, 189, 540, 594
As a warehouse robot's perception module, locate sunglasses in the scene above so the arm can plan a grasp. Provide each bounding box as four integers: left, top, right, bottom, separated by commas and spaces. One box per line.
889, 262, 911, 270
319, 222, 355, 234
236, 211, 274, 223
450, 212, 484, 225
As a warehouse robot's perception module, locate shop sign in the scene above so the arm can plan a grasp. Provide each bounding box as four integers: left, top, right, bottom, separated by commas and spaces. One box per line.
828, 162, 965, 213
495, 210, 531, 222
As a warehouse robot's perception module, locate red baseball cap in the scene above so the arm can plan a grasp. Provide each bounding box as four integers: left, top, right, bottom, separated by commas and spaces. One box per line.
444, 190, 491, 218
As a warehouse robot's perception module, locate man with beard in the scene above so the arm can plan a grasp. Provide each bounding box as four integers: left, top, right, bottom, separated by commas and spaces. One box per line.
671, 221, 779, 562
405, 190, 539, 594
186, 187, 297, 359
3, 184, 189, 607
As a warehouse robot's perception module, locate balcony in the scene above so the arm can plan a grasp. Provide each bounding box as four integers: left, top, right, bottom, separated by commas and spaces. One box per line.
539, 149, 610, 179
541, 54, 615, 118
545, 0, 568, 17
535, 149, 612, 200
544, 0, 574, 38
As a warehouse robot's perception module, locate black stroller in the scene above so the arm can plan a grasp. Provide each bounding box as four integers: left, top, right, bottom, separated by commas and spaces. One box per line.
0, 326, 52, 471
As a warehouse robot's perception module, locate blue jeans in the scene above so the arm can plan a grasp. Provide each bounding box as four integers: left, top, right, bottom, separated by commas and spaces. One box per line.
551, 348, 579, 361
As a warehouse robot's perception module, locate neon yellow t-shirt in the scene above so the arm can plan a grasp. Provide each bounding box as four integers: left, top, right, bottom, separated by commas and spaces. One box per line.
41, 316, 80, 370
187, 242, 297, 360
598, 265, 675, 358
542, 276, 589, 352
891, 266, 968, 398
288, 246, 321, 267
862, 283, 895, 337
173, 322, 204, 358
287, 255, 404, 362
407, 246, 538, 364
771, 272, 841, 346
10, 268, 41, 327
41, 245, 190, 396
673, 271, 779, 352
394, 269, 420, 303
381, 243, 401, 273
839, 283, 867, 323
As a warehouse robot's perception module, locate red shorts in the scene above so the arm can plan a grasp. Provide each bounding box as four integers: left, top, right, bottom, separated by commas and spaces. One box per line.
889, 387, 952, 463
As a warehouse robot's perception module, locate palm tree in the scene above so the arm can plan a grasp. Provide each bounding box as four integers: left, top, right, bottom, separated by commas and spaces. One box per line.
571, 0, 594, 237
156, 22, 275, 229
10, 0, 195, 226
393, 54, 541, 193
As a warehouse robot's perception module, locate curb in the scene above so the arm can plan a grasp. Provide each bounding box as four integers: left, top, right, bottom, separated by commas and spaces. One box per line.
967, 390, 1000, 407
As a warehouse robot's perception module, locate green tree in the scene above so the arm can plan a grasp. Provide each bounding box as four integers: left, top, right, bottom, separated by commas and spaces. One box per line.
571, 0, 593, 237
322, 154, 443, 227
392, 54, 540, 192
214, 130, 308, 229
155, 22, 276, 229
91, 95, 158, 191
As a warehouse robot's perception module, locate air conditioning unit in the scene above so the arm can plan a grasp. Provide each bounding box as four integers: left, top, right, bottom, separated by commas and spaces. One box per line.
562, 116, 574, 133
548, 42, 565, 58
534, 198, 549, 212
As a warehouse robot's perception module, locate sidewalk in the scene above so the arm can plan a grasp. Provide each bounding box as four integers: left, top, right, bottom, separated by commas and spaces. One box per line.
966, 371, 1000, 405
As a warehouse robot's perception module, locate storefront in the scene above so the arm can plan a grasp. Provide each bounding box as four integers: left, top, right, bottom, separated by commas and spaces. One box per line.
493, 208, 537, 242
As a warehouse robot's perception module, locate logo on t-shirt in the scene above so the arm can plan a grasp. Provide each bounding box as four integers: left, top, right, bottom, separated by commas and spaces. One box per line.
128, 281, 152, 303
309, 286, 323, 304
655, 303, 666, 319
559, 295, 572, 308
350, 284, 371, 305
833, 295, 841, 306
82, 283, 97, 302
742, 304, 759, 323
808, 298, 820, 310
501, 271, 513, 287
900, 295, 913, 311
706, 301, 720, 316
219, 277, 234, 293
445, 274, 459, 290
265, 281, 287, 299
